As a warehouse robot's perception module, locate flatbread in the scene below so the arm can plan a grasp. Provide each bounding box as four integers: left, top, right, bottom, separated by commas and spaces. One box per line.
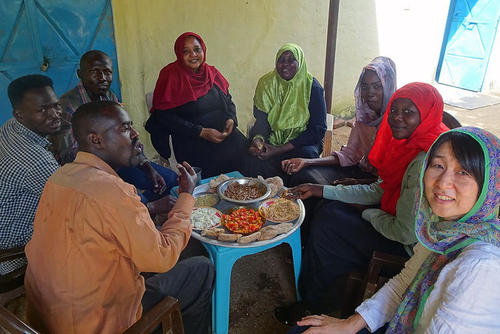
209, 174, 231, 192
261, 176, 283, 199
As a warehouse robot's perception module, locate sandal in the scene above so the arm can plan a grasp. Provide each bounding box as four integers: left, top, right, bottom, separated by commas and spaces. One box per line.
274, 302, 312, 326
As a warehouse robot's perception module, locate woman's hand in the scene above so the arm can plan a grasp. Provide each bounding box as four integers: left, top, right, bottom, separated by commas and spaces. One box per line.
288, 183, 323, 200
298, 313, 367, 334
222, 119, 234, 136
177, 161, 197, 194
257, 143, 280, 160
281, 158, 308, 175
359, 155, 377, 175
200, 128, 227, 143
332, 178, 376, 186
248, 137, 265, 157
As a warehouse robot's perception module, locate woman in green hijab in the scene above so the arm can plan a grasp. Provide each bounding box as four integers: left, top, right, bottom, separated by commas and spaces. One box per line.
245, 43, 327, 180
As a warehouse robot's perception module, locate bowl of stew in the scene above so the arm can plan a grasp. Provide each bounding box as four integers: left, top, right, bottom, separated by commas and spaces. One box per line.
217, 177, 271, 204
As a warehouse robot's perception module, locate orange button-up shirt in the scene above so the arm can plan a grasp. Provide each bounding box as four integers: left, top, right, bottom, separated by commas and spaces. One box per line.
25, 152, 193, 334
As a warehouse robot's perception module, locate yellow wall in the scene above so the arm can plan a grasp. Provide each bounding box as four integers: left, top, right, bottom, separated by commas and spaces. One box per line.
111, 0, 329, 157
331, 0, 451, 118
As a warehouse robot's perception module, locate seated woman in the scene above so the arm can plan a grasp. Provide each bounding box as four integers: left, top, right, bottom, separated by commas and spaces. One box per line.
282, 56, 397, 186
146, 32, 247, 178
244, 43, 326, 181
275, 82, 449, 324
289, 126, 500, 333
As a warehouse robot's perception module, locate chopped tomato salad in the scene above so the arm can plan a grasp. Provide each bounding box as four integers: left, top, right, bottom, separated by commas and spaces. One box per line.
223, 208, 264, 234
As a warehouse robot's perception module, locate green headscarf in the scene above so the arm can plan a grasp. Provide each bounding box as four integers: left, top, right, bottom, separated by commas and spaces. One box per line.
253, 43, 313, 146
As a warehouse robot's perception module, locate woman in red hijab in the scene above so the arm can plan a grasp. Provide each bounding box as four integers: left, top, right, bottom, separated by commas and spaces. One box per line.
275, 82, 449, 324
146, 32, 247, 177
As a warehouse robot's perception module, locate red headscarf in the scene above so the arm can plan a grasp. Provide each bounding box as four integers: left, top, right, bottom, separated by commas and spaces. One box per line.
368, 82, 449, 216
151, 32, 229, 111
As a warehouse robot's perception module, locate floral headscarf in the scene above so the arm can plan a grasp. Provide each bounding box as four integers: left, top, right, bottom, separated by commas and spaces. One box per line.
355, 56, 397, 127
387, 127, 500, 333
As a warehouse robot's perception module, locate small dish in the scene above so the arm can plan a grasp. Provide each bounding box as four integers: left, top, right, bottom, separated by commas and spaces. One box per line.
222, 206, 265, 235
194, 192, 220, 207
259, 198, 300, 223
191, 207, 222, 230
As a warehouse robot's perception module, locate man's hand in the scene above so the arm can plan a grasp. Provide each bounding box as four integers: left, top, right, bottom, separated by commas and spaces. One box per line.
221, 119, 234, 136
177, 161, 197, 194
200, 128, 227, 143
298, 313, 367, 334
288, 183, 323, 200
146, 195, 177, 215
142, 162, 167, 194
281, 158, 308, 175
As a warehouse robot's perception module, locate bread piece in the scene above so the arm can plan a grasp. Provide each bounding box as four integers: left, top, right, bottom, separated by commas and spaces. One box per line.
237, 231, 261, 244
273, 223, 294, 234
201, 227, 225, 238
209, 174, 231, 190
258, 226, 279, 240
217, 233, 242, 242
265, 176, 284, 199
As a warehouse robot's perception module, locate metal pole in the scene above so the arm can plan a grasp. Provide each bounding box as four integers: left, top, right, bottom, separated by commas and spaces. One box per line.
324, 0, 340, 114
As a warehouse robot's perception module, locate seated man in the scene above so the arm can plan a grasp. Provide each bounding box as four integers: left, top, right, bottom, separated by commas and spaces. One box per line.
50, 49, 177, 204
0, 74, 61, 274
25, 101, 214, 334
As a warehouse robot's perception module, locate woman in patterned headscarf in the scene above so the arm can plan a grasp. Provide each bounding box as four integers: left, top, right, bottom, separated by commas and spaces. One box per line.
283, 56, 397, 186
289, 127, 500, 333
244, 43, 327, 179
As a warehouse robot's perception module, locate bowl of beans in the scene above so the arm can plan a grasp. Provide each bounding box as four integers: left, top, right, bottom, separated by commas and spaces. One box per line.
217, 177, 271, 204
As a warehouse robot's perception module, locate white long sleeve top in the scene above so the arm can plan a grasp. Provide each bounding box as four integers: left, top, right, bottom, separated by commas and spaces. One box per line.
356, 241, 500, 333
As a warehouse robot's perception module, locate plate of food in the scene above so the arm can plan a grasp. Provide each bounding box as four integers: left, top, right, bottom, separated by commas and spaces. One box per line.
194, 192, 220, 207
222, 207, 265, 235
259, 198, 300, 223
218, 178, 271, 204
190, 207, 222, 230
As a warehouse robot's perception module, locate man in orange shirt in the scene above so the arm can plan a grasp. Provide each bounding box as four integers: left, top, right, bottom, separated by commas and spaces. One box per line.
25, 101, 214, 334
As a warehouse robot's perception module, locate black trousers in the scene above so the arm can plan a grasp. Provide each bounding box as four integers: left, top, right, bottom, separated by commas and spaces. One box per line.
141, 256, 215, 334
290, 165, 374, 246
298, 200, 408, 314
289, 164, 374, 186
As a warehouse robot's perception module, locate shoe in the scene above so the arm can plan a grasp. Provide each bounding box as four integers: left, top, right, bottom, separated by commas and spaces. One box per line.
274, 302, 312, 326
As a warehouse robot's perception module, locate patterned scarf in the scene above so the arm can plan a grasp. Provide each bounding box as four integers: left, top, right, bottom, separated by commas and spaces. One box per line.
387, 127, 500, 333
355, 56, 397, 127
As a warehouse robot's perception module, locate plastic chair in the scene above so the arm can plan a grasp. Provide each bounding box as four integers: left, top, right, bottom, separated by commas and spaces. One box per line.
203, 227, 302, 334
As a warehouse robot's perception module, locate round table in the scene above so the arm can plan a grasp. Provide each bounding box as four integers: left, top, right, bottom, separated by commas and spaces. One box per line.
190, 179, 305, 334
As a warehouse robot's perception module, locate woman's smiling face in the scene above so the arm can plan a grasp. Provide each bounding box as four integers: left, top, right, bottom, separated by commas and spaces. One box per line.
182, 36, 204, 73
276, 51, 299, 81
424, 141, 480, 221
388, 98, 421, 139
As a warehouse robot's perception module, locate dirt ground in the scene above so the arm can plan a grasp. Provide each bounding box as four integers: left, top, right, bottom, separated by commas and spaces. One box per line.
222, 103, 500, 334
4, 104, 499, 334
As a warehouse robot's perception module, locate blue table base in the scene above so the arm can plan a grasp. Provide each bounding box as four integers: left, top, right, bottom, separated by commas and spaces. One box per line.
203, 227, 302, 334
